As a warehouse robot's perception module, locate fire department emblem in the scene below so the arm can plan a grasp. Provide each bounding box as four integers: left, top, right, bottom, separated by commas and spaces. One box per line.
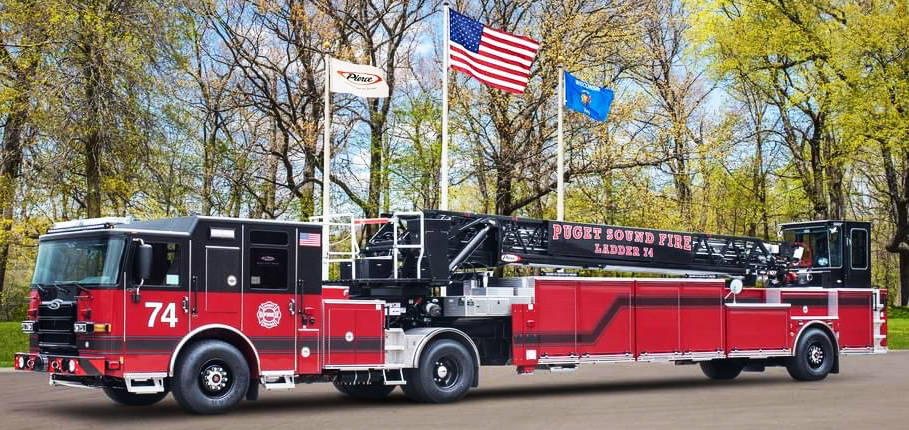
256, 301, 282, 329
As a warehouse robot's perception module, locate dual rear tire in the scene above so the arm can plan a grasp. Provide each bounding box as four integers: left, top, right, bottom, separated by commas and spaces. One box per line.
699, 359, 745, 380
402, 339, 476, 403
333, 381, 397, 399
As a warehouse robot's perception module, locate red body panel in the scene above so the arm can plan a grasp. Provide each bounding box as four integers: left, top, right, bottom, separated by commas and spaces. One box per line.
725, 306, 790, 352
512, 278, 880, 365
577, 280, 633, 356
634, 281, 681, 355
323, 301, 385, 367
838, 291, 873, 349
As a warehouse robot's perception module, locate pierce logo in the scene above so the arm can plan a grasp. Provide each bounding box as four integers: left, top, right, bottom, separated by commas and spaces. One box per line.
337, 70, 383, 87
256, 301, 282, 329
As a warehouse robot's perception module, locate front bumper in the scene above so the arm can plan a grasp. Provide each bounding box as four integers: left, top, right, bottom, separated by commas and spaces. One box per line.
13, 352, 107, 377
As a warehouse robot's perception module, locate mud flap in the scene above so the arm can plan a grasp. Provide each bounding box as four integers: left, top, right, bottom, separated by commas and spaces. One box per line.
246, 379, 259, 401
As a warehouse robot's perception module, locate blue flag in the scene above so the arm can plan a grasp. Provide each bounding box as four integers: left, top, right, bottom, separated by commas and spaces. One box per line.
564, 71, 614, 122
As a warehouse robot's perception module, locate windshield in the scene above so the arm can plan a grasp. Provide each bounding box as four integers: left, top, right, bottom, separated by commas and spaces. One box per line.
784, 226, 842, 268
31, 237, 126, 285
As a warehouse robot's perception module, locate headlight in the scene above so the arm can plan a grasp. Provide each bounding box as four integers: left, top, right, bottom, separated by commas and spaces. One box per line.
21, 321, 35, 333
16, 356, 25, 369
67, 359, 77, 373
73, 322, 89, 333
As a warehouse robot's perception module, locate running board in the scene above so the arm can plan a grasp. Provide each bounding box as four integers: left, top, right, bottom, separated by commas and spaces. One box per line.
124, 372, 167, 394
260, 371, 295, 390
383, 368, 406, 385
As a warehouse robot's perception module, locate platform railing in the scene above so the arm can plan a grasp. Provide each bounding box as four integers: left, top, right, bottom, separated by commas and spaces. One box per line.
309, 213, 359, 279
311, 211, 426, 280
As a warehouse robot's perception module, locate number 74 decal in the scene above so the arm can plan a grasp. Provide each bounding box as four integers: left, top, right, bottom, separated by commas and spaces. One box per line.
145, 302, 178, 328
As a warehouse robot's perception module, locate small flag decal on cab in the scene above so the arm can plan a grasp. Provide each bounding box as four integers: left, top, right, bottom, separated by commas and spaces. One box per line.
299, 232, 320, 247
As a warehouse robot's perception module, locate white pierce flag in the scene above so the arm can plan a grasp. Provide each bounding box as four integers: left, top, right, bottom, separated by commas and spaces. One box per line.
329, 58, 389, 98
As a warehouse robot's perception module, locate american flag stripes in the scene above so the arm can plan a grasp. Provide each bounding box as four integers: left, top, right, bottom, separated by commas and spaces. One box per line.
448, 9, 540, 94
299, 232, 321, 247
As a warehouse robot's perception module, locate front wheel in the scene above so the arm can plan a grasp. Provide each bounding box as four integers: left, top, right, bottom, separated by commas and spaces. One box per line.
172, 340, 250, 414
103, 386, 169, 406
402, 339, 475, 403
333, 381, 396, 400
787, 327, 835, 381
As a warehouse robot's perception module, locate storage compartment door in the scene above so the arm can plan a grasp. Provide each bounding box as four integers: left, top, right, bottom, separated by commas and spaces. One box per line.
576, 280, 633, 357
634, 281, 681, 356
679, 283, 724, 354
533, 280, 577, 358
324, 302, 385, 367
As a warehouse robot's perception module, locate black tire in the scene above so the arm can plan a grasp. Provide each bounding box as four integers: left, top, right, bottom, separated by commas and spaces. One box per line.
103, 386, 169, 406
171, 340, 250, 414
787, 327, 835, 381
699, 359, 745, 380
402, 339, 475, 403
333, 381, 396, 400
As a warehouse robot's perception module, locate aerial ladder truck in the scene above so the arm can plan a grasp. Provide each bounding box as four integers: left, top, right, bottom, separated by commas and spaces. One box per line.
14, 210, 886, 413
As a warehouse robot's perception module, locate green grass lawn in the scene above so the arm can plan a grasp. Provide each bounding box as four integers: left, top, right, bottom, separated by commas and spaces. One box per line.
0, 321, 28, 367
887, 307, 909, 350
0, 308, 906, 368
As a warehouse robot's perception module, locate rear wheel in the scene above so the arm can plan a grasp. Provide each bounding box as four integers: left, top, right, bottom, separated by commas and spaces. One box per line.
103, 386, 169, 406
699, 359, 745, 380
172, 340, 250, 414
787, 327, 835, 381
333, 381, 396, 400
402, 339, 475, 403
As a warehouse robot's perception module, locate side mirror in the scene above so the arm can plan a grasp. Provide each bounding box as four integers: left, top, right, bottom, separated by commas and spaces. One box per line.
729, 279, 744, 295
137, 244, 153, 280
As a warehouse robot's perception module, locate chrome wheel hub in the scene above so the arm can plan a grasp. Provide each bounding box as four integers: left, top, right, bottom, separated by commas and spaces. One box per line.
436, 364, 449, 379
201, 364, 230, 394
432, 357, 460, 389
807, 344, 825, 368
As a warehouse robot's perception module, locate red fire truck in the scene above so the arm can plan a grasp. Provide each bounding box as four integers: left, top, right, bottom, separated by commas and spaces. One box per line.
14, 210, 887, 414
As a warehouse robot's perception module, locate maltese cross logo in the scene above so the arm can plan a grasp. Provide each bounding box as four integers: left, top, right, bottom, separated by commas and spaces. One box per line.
256, 301, 282, 329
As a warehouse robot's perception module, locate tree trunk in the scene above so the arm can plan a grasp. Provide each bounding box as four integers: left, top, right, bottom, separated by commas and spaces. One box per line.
366, 108, 384, 218
83, 48, 104, 218
901, 251, 909, 307
495, 161, 514, 215
201, 119, 217, 216
0, 95, 28, 295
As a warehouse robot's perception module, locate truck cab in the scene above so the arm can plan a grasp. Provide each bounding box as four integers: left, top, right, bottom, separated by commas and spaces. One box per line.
17, 216, 329, 410
780, 220, 872, 288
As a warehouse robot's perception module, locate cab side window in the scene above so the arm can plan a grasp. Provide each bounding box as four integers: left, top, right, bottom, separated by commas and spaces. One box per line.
249, 247, 288, 290
851, 229, 868, 270
140, 242, 182, 286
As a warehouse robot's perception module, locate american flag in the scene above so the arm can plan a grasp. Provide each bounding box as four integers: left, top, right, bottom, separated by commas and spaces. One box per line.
299, 232, 321, 247
448, 9, 540, 94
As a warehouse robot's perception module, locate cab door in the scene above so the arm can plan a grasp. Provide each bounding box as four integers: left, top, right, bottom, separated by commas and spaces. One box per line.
123, 236, 190, 372
242, 227, 297, 372
192, 223, 243, 331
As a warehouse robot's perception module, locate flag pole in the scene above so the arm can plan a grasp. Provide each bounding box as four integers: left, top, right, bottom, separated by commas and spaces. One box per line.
322, 55, 332, 280
557, 66, 565, 221
440, 1, 450, 210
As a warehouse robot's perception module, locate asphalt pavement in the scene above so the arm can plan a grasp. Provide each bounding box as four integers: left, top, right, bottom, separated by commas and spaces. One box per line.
1, 351, 907, 429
